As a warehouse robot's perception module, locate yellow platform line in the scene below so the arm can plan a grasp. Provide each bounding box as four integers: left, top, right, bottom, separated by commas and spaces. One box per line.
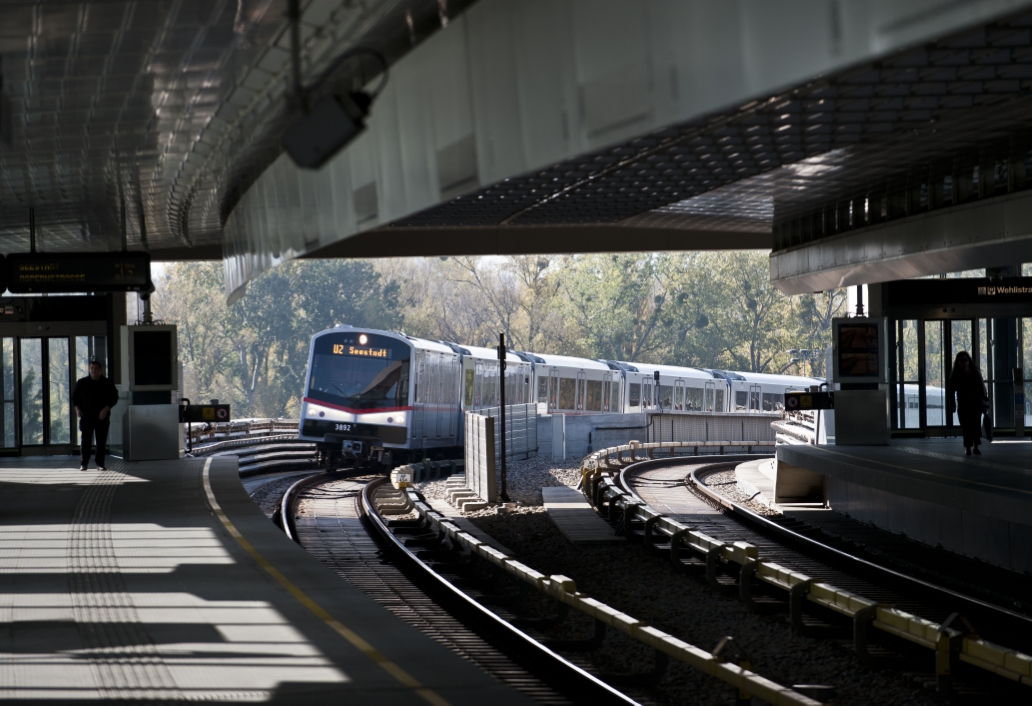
201, 458, 450, 706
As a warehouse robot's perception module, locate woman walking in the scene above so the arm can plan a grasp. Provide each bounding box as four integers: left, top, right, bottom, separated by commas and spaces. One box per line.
947, 351, 987, 455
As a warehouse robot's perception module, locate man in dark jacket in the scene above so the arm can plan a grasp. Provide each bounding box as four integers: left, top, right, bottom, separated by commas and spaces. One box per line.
72, 359, 119, 471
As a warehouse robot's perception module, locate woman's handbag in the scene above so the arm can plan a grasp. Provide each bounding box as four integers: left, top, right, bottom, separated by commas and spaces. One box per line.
984, 411, 994, 442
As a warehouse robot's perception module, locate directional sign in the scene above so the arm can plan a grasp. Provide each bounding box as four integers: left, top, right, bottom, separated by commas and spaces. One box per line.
6, 251, 151, 293
785, 391, 834, 411
179, 404, 231, 424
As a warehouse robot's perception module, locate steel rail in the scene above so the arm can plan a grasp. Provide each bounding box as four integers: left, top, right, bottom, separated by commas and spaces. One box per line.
358, 477, 640, 706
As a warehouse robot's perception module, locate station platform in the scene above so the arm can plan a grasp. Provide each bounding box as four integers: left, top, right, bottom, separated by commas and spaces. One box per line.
0, 456, 530, 704
776, 439, 1032, 574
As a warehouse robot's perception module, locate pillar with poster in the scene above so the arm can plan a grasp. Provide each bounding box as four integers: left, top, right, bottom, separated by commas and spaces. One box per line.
832, 316, 891, 445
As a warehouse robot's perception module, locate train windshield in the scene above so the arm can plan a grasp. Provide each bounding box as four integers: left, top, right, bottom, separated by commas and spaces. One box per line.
307, 335, 411, 410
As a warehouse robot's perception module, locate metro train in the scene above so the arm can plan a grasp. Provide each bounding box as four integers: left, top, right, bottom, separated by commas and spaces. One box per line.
299, 325, 824, 470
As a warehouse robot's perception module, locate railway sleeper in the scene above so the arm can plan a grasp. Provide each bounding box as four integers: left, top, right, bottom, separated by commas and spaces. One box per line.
543, 617, 607, 652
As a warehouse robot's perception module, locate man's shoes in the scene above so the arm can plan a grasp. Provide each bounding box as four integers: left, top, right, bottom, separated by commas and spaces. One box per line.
79, 465, 87, 471
97, 465, 107, 471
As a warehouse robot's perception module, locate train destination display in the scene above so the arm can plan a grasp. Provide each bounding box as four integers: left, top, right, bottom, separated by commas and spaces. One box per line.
6, 252, 151, 293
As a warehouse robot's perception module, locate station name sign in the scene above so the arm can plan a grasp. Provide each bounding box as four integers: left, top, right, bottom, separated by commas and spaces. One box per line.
0, 252, 152, 294
885, 277, 1032, 306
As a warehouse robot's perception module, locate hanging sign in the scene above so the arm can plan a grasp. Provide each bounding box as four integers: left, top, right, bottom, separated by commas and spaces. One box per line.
6, 252, 151, 293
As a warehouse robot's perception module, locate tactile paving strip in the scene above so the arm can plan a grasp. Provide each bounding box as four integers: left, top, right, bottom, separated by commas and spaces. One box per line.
67, 463, 184, 700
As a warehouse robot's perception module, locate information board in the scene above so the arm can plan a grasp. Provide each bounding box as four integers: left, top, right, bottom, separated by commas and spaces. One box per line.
6, 252, 151, 293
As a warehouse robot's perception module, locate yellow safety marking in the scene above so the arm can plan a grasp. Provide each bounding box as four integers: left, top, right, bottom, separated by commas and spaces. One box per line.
201, 458, 450, 706
802, 446, 1032, 497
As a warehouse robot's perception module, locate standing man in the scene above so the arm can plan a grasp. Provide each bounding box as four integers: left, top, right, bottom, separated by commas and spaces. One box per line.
73, 359, 119, 471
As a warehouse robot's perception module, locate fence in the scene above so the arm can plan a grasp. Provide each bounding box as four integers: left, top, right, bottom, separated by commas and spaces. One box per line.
647, 411, 778, 452
475, 403, 538, 463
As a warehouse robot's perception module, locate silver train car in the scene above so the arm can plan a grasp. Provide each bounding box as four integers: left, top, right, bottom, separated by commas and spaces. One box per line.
300, 326, 529, 469
300, 325, 826, 469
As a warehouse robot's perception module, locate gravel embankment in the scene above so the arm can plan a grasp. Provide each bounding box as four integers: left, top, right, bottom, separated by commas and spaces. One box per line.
699, 467, 781, 517
424, 456, 945, 706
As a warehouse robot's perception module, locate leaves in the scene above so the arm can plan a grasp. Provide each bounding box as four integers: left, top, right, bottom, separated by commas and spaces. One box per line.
154, 252, 846, 417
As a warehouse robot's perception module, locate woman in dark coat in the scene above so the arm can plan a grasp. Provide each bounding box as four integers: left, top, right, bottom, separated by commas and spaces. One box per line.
947, 351, 987, 455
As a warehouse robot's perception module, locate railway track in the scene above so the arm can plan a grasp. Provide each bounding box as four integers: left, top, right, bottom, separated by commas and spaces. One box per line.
279, 472, 637, 705
598, 453, 1032, 699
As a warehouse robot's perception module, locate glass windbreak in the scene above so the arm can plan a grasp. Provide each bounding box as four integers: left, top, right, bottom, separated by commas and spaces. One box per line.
21, 339, 43, 445
924, 321, 948, 426
48, 338, 71, 444
307, 336, 410, 410
896, 319, 920, 429
2, 338, 14, 447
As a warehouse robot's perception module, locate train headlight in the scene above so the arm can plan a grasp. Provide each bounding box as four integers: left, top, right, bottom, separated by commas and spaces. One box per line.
359, 334, 368, 345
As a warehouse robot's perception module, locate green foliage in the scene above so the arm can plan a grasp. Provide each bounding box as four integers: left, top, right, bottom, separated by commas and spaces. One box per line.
153, 259, 400, 418
155, 251, 845, 417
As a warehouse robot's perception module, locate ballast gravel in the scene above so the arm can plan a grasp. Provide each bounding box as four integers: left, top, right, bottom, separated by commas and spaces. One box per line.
700, 468, 782, 517
418, 456, 945, 706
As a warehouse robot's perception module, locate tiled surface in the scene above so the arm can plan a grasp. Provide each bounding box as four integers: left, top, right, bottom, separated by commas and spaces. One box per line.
542, 486, 624, 545
0, 455, 526, 704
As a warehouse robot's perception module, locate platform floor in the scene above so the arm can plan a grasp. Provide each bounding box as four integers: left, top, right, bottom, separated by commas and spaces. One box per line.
777, 438, 1032, 572
0, 455, 530, 704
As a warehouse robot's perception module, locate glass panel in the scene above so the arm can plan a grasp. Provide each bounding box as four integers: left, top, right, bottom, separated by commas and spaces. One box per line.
1, 338, 14, 448
629, 383, 641, 408
75, 336, 91, 383
20, 339, 43, 446
924, 321, 947, 426
951, 321, 973, 426
559, 377, 576, 410
586, 380, 602, 411
47, 338, 70, 445
658, 385, 672, 409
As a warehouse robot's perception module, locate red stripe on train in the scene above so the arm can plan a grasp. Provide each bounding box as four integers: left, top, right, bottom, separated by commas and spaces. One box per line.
302, 398, 413, 414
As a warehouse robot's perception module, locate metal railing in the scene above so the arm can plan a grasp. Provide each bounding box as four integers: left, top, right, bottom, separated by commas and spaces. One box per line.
579, 445, 1032, 694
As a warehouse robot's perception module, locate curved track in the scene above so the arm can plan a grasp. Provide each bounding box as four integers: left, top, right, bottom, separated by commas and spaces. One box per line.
282, 474, 636, 705
614, 455, 1032, 696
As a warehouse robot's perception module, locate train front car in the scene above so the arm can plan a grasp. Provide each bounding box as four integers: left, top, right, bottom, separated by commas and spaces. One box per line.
300, 328, 414, 471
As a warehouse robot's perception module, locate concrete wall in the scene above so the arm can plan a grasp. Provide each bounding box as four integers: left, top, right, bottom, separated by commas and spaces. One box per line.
538, 413, 649, 460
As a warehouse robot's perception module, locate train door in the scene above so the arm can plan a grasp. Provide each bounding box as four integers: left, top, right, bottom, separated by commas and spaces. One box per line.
674, 379, 685, 411
548, 369, 559, 412
433, 356, 442, 439
704, 381, 715, 412
602, 373, 612, 412
576, 371, 586, 411
413, 352, 425, 443
749, 384, 761, 412
474, 362, 483, 408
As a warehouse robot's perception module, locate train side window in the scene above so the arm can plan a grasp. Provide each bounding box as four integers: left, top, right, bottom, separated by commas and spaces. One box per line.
611, 382, 621, 411
735, 390, 747, 410
629, 383, 641, 407
715, 389, 725, 412
762, 392, 783, 411
659, 385, 672, 409
687, 387, 702, 411
586, 380, 603, 411
559, 377, 576, 409
464, 368, 474, 407
537, 375, 547, 403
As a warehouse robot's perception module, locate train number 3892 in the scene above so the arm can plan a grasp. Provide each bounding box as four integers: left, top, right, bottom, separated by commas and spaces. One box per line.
334, 423, 353, 432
